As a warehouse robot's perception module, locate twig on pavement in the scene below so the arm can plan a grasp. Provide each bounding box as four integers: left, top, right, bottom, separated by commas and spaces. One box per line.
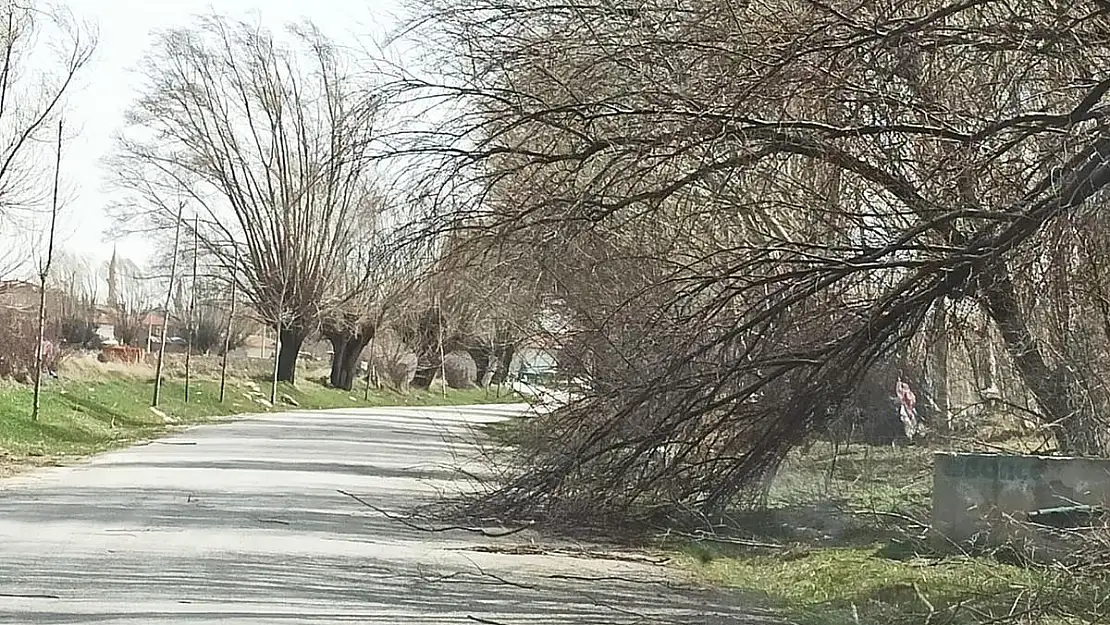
338, 489, 533, 538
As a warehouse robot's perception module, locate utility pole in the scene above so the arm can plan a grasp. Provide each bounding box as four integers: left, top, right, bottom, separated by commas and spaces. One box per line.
219, 248, 239, 403
184, 214, 199, 402
32, 119, 63, 421
153, 203, 184, 408
437, 295, 447, 398
270, 285, 285, 406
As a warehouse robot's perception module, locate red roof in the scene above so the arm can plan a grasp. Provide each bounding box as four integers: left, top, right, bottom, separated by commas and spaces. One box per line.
141, 312, 166, 326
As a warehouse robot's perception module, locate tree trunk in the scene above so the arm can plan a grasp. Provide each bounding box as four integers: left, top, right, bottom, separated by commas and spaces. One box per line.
276, 327, 306, 384
980, 269, 1103, 455
327, 337, 347, 389
467, 346, 495, 387
925, 299, 950, 433
491, 343, 515, 385
327, 331, 373, 391
336, 342, 363, 390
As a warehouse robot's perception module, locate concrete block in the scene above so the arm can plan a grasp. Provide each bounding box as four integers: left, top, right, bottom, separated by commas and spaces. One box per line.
933, 452, 1110, 548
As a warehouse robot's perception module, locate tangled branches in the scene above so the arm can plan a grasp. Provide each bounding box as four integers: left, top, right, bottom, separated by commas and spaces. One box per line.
386, 0, 1110, 526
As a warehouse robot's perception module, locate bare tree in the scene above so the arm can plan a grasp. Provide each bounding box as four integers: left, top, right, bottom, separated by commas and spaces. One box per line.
107, 255, 160, 348
112, 15, 382, 384
319, 200, 392, 391
0, 3, 93, 295
0, 3, 92, 219
52, 251, 99, 303
50, 251, 102, 347
32, 118, 62, 421
385, 0, 1110, 525
356, 241, 432, 396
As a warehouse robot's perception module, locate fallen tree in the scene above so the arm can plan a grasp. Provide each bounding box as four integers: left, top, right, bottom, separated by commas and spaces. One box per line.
387, 0, 1110, 526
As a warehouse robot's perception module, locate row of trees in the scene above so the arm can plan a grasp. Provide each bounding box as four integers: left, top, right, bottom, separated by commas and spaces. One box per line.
109, 17, 388, 387
102, 14, 545, 393
0, 1, 545, 400
368, 0, 1110, 525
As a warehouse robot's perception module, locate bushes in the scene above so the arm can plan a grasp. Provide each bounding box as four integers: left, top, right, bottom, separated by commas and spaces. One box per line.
823, 357, 930, 446
190, 313, 224, 354
376, 350, 418, 391
0, 309, 62, 382
112, 310, 147, 347
191, 304, 253, 355
59, 317, 101, 349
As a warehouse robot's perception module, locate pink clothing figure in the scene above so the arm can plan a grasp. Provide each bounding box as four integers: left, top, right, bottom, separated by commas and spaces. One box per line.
896, 378, 918, 440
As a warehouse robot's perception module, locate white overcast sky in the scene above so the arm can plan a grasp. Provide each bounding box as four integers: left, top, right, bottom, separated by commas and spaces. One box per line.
52, 0, 405, 266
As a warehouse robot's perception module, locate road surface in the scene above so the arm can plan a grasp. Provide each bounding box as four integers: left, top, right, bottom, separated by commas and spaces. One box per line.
0, 404, 779, 624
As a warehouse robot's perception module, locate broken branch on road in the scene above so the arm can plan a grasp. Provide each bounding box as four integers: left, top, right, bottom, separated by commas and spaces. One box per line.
337, 489, 533, 538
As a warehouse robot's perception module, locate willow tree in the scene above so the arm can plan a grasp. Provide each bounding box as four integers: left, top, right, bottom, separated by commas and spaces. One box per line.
113, 15, 380, 382
388, 0, 1110, 524
320, 213, 396, 392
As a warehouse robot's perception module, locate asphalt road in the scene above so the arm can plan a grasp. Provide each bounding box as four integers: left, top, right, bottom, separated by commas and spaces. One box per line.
0, 404, 779, 624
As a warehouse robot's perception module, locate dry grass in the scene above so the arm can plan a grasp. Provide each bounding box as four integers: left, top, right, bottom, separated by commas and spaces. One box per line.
59, 353, 153, 380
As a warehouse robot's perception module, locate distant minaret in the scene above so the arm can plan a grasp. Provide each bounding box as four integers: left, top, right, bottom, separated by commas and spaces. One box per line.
107, 245, 119, 309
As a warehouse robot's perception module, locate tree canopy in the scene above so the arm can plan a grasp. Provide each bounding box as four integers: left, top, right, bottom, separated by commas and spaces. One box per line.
113, 15, 382, 382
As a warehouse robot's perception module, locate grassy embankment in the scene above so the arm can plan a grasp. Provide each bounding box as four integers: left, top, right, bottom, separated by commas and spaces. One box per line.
669, 441, 1108, 625
482, 417, 1109, 624
0, 354, 520, 476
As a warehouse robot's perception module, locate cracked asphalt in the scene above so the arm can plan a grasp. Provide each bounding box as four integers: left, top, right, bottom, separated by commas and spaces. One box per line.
0, 404, 780, 624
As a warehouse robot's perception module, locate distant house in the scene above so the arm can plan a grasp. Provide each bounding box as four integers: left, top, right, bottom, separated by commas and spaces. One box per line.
91, 307, 118, 344
141, 311, 167, 334
96, 308, 171, 350
138, 311, 170, 350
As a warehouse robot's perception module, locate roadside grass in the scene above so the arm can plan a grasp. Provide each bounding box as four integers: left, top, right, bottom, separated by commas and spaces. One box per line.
676, 543, 1099, 625
667, 441, 1110, 625
480, 413, 537, 447
0, 368, 520, 474
467, 407, 1110, 624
